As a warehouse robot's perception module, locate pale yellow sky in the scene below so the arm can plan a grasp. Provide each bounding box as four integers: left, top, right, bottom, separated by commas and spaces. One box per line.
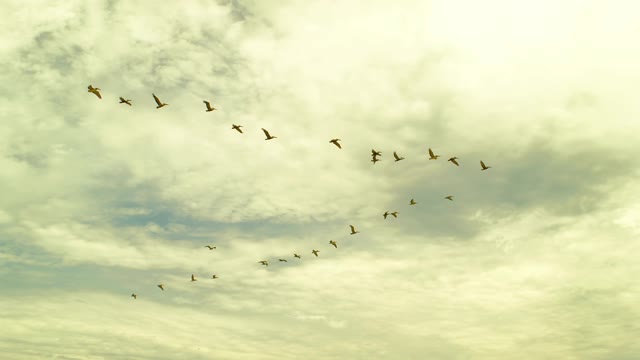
1, 0, 639, 359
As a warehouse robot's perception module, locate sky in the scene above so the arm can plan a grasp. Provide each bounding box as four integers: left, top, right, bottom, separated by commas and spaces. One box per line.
1, 0, 640, 358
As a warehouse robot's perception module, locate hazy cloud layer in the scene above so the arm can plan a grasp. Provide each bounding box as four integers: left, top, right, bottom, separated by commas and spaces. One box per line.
1, 0, 639, 359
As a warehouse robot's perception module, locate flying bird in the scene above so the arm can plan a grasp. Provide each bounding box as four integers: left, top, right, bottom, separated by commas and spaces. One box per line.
393, 151, 405, 162
371, 149, 382, 157
383, 211, 389, 219
212, 275, 218, 279
371, 157, 380, 165
480, 160, 492, 171
258, 260, 269, 266
349, 225, 359, 235
232, 124, 243, 133
157, 284, 165, 291
205, 245, 216, 250
390, 211, 398, 218
445, 196, 454, 201
131, 294, 137, 299
279, 259, 287, 262
152, 93, 168, 109
410, 199, 417, 205
330, 139, 342, 149
119, 97, 132, 106
261, 128, 277, 140
448, 157, 460, 166
428, 148, 440, 160
191, 274, 197, 282
87, 85, 101, 99
294, 253, 301, 259
329, 240, 337, 248
312, 249, 319, 257
203, 100, 217, 112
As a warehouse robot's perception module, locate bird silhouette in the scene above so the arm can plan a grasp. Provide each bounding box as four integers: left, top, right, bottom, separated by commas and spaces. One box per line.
205, 245, 216, 250
371, 149, 382, 157
329, 240, 337, 248
232, 124, 243, 133
119, 97, 132, 106
131, 294, 137, 299
152, 93, 168, 109
157, 284, 165, 291
279, 259, 288, 262
390, 211, 398, 218
330, 139, 342, 149
191, 274, 197, 282
349, 225, 359, 235
88, 85, 101, 99
212, 275, 218, 279
383, 211, 389, 219
259, 260, 269, 266
294, 254, 301, 259
312, 249, 319, 257
410, 199, 417, 205
480, 160, 491, 171
203, 100, 216, 112
448, 157, 459, 166
428, 148, 440, 160
371, 157, 380, 164
261, 128, 277, 140
445, 196, 454, 201
393, 151, 405, 162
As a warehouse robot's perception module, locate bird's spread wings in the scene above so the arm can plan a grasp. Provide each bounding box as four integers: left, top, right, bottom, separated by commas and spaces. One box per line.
429, 148, 435, 157
153, 94, 162, 106
481, 161, 486, 168
262, 128, 271, 138
450, 158, 459, 166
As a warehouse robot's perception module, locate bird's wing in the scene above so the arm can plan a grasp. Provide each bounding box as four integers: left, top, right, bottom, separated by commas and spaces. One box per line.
153, 94, 162, 106
262, 128, 271, 138
350, 225, 355, 232
480, 161, 486, 168
429, 148, 434, 157
335, 142, 342, 149
203, 100, 211, 109
119, 97, 125, 102
451, 159, 459, 166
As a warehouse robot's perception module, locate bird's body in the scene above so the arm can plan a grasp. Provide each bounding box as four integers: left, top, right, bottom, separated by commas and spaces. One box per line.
294, 254, 301, 259
480, 161, 492, 171
428, 148, 440, 160
445, 196, 454, 201
131, 294, 137, 299
390, 211, 398, 218
393, 151, 405, 162
371, 149, 382, 157
330, 139, 342, 149
383, 211, 389, 219
349, 225, 359, 235
88, 85, 101, 99
312, 249, 319, 257
205, 245, 216, 250
329, 240, 337, 248
157, 284, 165, 291
119, 97, 132, 106
448, 157, 459, 166
410, 199, 417, 205
212, 275, 218, 279
279, 259, 287, 262
232, 124, 243, 133
152, 93, 168, 109
259, 260, 269, 266
262, 128, 277, 140
191, 274, 197, 282
203, 100, 217, 112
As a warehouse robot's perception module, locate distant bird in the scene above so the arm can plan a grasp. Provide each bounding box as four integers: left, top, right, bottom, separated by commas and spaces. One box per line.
232, 124, 243, 133
261, 128, 277, 140
152, 93, 168, 109
428, 148, 440, 160
312, 249, 319, 257
157, 284, 165, 291
203, 100, 217, 112
131, 294, 137, 299
480, 160, 492, 171
259, 260, 269, 266
393, 151, 405, 162
212, 275, 218, 279
87, 85, 101, 99
294, 253, 301, 259
349, 225, 359, 235
119, 97, 132, 106
383, 211, 389, 219
279, 259, 287, 262
330, 139, 342, 149
410, 199, 417, 205
445, 196, 454, 201
191, 274, 197, 282
371, 157, 380, 164
329, 240, 337, 248
448, 157, 460, 166
205, 245, 216, 250
371, 149, 382, 157
390, 211, 398, 218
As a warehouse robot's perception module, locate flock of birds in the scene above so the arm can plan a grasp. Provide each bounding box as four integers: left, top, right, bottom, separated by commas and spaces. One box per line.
87, 84, 493, 300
